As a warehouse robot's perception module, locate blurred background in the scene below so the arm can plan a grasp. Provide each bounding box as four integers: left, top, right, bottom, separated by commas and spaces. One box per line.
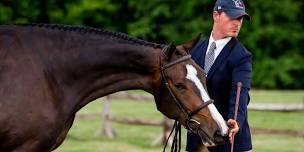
1, 0, 303, 151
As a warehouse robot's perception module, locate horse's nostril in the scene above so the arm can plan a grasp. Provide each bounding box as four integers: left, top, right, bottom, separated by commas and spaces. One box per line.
214, 130, 229, 144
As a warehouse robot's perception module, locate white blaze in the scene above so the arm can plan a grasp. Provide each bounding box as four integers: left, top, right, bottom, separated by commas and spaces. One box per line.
185, 64, 229, 135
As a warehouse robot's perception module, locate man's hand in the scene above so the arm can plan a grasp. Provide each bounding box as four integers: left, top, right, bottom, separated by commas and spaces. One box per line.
227, 119, 239, 143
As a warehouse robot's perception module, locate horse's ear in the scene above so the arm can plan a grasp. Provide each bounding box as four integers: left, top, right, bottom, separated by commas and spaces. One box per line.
181, 33, 201, 53
165, 42, 176, 60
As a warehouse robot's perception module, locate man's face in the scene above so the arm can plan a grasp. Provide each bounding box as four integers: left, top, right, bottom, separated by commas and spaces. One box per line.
213, 11, 243, 38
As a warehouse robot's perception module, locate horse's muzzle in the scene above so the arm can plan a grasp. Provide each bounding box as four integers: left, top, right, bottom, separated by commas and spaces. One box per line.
186, 118, 229, 146
213, 130, 229, 145
197, 128, 229, 147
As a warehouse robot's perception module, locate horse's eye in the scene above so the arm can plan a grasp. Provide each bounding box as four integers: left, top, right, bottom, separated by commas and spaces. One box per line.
174, 83, 185, 90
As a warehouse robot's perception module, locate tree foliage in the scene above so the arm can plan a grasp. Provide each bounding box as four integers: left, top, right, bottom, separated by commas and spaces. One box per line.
0, 0, 303, 89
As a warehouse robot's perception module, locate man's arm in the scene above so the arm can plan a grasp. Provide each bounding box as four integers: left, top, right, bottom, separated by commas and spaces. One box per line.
228, 52, 252, 131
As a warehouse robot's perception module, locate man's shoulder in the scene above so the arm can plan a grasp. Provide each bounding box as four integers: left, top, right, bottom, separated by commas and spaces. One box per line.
233, 40, 252, 56
228, 39, 252, 66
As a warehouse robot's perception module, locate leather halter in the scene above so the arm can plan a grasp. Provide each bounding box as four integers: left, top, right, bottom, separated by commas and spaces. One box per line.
160, 46, 214, 131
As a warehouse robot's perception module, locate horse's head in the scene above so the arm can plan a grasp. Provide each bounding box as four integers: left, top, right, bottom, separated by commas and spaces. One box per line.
154, 35, 229, 146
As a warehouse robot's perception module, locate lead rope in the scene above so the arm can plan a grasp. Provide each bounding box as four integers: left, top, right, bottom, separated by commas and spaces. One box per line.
162, 121, 182, 152
231, 82, 242, 152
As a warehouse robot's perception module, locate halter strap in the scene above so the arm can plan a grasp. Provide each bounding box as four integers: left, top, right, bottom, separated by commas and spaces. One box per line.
189, 99, 214, 117
161, 55, 191, 70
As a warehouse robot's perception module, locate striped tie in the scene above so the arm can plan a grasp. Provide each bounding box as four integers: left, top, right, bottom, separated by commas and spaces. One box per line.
204, 42, 216, 74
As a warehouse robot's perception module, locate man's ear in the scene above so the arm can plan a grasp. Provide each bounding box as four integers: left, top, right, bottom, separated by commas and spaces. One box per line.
164, 42, 176, 60
181, 33, 201, 53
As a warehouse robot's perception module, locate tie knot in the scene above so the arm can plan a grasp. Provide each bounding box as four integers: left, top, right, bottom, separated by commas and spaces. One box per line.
209, 42, 216, 51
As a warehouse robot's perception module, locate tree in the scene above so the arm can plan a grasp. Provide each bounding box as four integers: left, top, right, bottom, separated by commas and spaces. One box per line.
1, 0, 303, 89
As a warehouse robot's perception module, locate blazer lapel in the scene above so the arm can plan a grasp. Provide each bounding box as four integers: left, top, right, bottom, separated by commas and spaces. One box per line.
207, 38, 237, 80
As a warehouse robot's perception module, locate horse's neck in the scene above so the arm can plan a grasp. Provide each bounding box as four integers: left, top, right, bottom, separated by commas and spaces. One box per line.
75, 43, 161, 95
46, 36, 162, 114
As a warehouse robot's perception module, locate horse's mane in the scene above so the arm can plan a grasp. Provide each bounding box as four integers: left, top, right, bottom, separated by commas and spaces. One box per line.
16, 23, 164, 48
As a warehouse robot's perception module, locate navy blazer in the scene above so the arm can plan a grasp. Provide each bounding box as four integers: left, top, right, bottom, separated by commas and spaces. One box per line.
186, 37, 252, 152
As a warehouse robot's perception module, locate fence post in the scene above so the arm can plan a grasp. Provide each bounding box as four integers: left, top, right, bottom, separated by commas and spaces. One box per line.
96, 96, 116, 138
152, 117, 173, 146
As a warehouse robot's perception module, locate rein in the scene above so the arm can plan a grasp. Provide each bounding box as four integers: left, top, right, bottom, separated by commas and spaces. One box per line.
160, 46, 214, 152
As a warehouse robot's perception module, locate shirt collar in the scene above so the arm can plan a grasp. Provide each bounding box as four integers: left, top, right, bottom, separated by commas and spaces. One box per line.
209, 34, 232, 50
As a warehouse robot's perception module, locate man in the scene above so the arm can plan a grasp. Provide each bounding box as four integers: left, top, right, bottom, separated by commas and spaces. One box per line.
186, 0, 252, 152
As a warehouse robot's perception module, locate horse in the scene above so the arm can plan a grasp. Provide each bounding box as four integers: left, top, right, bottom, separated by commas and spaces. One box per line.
0, 24, 229, 151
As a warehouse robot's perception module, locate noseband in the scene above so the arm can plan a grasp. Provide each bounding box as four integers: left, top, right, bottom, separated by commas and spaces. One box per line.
160, 48, 213, 131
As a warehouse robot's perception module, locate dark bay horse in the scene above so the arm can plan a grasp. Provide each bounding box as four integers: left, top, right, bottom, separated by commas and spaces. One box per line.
0, 24, 228, 151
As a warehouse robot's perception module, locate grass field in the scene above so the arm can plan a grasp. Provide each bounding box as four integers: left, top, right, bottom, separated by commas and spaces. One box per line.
55, 90, 304, 152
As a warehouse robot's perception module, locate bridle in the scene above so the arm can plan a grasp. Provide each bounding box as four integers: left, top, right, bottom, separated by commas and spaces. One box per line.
159, 46, 214, 151
160, 46, 214, 131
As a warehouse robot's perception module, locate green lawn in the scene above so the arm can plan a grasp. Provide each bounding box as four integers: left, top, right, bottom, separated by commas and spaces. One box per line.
55, 90, 304, 152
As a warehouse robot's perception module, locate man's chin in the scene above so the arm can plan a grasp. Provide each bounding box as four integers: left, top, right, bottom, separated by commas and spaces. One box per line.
228, 32, 239, 37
